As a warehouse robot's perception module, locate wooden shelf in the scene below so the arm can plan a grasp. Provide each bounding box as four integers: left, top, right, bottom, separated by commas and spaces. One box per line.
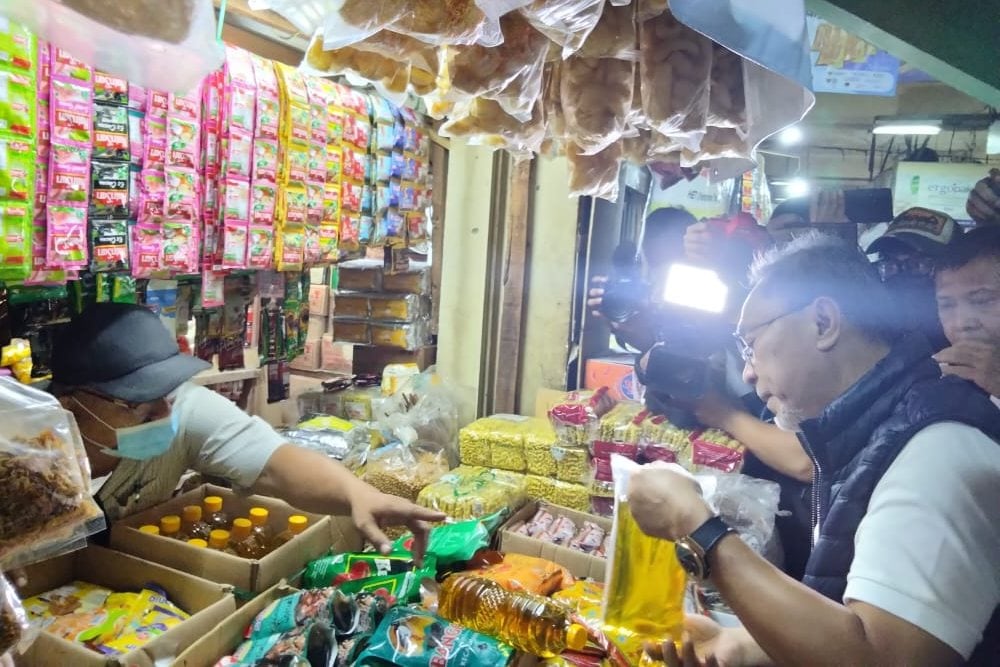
190, 366, 263, 386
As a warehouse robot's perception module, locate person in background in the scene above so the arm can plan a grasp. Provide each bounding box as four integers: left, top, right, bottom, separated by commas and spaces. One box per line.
866, 206, 961, 351
587, 206, 698, 352
631, 232, 1000, 667
50, 303, 445, 558
934, 225, 1000, 403
966, 168, 1000, 226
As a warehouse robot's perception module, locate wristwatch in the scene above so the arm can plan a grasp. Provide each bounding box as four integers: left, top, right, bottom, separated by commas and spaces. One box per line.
675, 516, 735, 581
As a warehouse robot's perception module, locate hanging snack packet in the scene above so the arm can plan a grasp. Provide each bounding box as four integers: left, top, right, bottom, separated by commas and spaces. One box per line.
165, 168, 199, 222
356, 605, 514, 667
90, 161, 129, 217
0, 137, 34, 202
46, 204, 87, 268
251, 183, 276, 225
130, 223, 162, 279
93, 103, 129, 161
0, 204, 30, 280
89, 219, 129, 272
602, 455, 687, 663
0, 69, 36, 139
93, 70, 128, 106
247, 225, 274, 269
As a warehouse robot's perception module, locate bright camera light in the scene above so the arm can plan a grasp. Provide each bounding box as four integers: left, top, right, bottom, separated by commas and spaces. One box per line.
872, 123, 941, 136
662, 264, 729, 314
778, 126, 803, 145
786, 178, 810, 198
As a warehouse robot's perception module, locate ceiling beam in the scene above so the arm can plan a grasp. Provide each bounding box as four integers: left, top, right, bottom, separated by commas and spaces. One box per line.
806, 0, 1000, 106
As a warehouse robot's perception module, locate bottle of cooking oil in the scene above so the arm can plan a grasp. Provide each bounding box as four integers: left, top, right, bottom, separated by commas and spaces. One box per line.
138, 525, 160, 536
187, 539, 208, 549
248, 507, 273, 551
203, 496, 231, 531
159, 514, 182, 540
436, 574, 588, 658
181, 505, 212, 541
230, 518, 267, 559
271, 515, 309, 549
208, 529, 233, 553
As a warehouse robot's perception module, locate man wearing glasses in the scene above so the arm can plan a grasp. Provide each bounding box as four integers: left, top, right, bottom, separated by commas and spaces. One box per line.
630, 232, 1000, 666
49, 303, 444, 557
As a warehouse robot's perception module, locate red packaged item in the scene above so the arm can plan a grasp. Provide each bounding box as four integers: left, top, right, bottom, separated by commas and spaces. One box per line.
548, 515, 577, 545
473, 553, 574, 596
568, 521, 605, 554
690, 429, 745, 473
524, 509, 555, 537
549, 388, 616, 446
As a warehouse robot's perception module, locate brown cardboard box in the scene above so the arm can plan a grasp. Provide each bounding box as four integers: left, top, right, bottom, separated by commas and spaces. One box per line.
308, 284, 331, 317
585, 356, 643, 402
110, 485, 363, 594
320, 334, 353, 374
352, 345, 436, 375
290, 339, 321, 371
499, 500, 611, 582
173, 584, 295, 667
306, 314, 328, 341
19, 546, 235, 667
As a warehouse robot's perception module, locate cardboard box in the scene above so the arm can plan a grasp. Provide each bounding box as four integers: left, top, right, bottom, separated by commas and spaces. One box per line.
585, 356, 643, 402
308, 266, 327, 286
352, 345, 436, 375
308, 284, 330, 317
320, 334, 353, 374
20, 546, 235, 667
174, 584, 294, 667
290, 339, 321, 371
306, 314, 327, 341
499, 500, 611, 582
110, 485, 363, 594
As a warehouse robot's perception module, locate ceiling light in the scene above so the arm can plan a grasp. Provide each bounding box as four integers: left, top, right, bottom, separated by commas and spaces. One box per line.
872, 120, 941, 135
786, 178, 810, 198
778, 126, 803, 145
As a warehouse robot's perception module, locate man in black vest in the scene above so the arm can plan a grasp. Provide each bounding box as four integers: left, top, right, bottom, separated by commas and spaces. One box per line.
629, 232, 1000, 666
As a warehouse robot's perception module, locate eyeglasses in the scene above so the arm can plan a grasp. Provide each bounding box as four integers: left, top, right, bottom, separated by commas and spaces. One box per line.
734, 305, 809, 365
876, 255, 935, 280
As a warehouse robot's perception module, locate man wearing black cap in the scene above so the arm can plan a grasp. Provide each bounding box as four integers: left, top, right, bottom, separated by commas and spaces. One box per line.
866, 206, 962, 350
51, 303, 445, 556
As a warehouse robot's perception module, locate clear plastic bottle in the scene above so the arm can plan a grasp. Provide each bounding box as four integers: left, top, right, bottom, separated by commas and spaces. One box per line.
248, 507, 273, 550
159, 515, 182, 540
230, 518, 267, 559
181, 505, 212, 541
271, 515, 309, 550
208, 529, 233, 553
436, 574, 588, 658
187, 538, 208, 548
203, 496, 231, 531
138, 525, 160, 536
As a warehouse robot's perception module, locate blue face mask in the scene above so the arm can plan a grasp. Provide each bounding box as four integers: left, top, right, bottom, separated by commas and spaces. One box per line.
74, 397, 177, 461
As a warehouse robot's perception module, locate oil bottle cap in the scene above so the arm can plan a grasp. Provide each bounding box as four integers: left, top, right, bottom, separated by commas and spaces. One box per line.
138, 525, 160, 535
209, 530, 230, 548
249, 507, 269, 525
288, 515, 309, 533
182, 505, 203, 522
566, 624, 588, 651
160, 515, 181, 534
204, 496, 223, 513
231, 518, 253, 540
188, 539, 208, 548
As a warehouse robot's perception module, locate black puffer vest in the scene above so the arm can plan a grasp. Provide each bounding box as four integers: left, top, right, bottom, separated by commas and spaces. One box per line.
797, 335, 1000, 664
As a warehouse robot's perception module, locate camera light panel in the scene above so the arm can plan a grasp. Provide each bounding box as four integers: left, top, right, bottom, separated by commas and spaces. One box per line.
661, 264, 728, 314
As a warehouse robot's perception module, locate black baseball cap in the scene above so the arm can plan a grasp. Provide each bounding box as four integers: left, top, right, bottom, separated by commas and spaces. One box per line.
866, 207, 959, 258
52, 303, 210, 403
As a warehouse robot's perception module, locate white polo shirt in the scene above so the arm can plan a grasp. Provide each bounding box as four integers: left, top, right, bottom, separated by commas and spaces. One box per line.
94, 382, 285, 521
844, 422, 1000, 659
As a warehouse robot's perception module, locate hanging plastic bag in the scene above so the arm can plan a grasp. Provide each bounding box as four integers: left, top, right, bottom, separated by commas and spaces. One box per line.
324, 0, 499, 50
303, 33, 401, 87
577, 2, 638, 60
567, 142, 622, 201
361, 442, 451, 502
539, 62, 566, 157
0, 379, 105, 569
638, 10, 712, 150
5, 0, 222, 92
561, 55, 634, 155
0, 572, 31, 657
707, 43, 747, 130
438, 97, 546, 160
520, 0, 605, 58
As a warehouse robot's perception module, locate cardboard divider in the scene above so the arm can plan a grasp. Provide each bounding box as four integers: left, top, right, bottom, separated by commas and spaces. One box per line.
109, 484, 363, 594
18, 545, 235, 667
173, 583, 296, 667
499, 500, 611, 582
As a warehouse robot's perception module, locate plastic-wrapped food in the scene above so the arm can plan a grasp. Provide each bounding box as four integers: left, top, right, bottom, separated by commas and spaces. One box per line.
439, 96, 546, 160
471, 553, 573, 595
304, 33, 401, 84
417, 466, 526, 520
369, 293, 424, 322
539, 62, 565, 157
332, 318, 371, 345
578, 2, 638, 60
707, 43, 746, 130
524, 426, 588, 483
382, 266, 430, 294
0, 379, 105, 569
362, 443, 450, 502
280, 415, 369, 464
520, 0, 605, 58
459, 415, 550, 471
377, 371, 461, 467
622, 129, 653, 166
325, 0, 496, 50
525, 475, 590, 513
229, 622, 337, 666
337, 259, 383, 291
371, 321, 426, 351
639, 414, 692, 467
548, 388, 616, 447
0, 573, 28, 656
334, 293, 370, 318
561, 56, 633, 154
597, 402, 645, 444
638, 10, 712, 147
567, 141, 622, 201
249, 587, 376, 639
691, 428, 745, 473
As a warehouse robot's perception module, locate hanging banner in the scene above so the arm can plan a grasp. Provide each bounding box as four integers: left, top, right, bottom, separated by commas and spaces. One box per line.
806, 16, 900, 97
893, 162, 986, 222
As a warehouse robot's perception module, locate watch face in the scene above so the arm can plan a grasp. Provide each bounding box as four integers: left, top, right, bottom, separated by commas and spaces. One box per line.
675, 540, 705, 580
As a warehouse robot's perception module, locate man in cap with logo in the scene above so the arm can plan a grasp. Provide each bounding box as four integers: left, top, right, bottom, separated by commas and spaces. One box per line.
50, 303, 445, 558
866, 206, 962, 350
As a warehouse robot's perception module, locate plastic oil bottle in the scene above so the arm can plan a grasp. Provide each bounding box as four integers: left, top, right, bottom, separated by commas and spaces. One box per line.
187, 539, 208, 549
230, 518, 267, 559
159, 515, 182, 540
271, 515, 309, 549
138, 525, 160, 536
248, 507, 273, 551
181, 505, 212, 541
436, 574, 588, 658
208, 529, 233, 553
203, 496, 231, 531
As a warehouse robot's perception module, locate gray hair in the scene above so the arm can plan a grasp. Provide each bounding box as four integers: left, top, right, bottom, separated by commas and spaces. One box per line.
749, 231, 892, 342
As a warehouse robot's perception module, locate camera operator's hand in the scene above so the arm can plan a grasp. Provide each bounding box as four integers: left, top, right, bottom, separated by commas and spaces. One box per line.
967, 169, 1000, 226
588, 275, 609, 316
590, 275, 658, 352
684, 221, 716, 263
809, 188, 848, 224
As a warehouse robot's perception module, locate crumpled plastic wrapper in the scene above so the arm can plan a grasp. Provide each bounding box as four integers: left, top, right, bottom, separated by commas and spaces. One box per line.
439, 96, 546, 160
567, 141, 622, 201
561, 55, 634, 155
520, 0, 605, 58
708, 42, 747, 130
326, 0, 503, 49
577, 1, 638, 60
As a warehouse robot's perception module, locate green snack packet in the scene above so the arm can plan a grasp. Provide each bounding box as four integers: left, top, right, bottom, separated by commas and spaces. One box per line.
355, 605, 514, 667
303, 552, 435, 604
231, 622, 337, 665
391, 510, 508, 568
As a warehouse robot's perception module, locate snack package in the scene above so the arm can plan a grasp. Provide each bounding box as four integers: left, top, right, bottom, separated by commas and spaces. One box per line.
459, 415, 537, 468
438, 97, 545, 160
471, 553, 573, 596
602, 455, 686, 662
0, 572, 29, 656
690, 428, 745, 473
303, 552, 434, 603
548, 388, 616, 447
561, 56, 633, 155
355, 605, 514, 667
417, 466, 526, 520
391, 512, 502, 569
525, 475, 591, 513
520, 0, 604, 58
250, 588, 382, 639
639, 415, 692, 467
638, 11, 712, 148
230, 623, 337, 666
567, 141, 622, 201
370, 322, 426, 351
578, 2, 638, 60
361, 443, 450, 502
324, 0, 499, 50
597, 402, 645, 445
707, 43, 747, 130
